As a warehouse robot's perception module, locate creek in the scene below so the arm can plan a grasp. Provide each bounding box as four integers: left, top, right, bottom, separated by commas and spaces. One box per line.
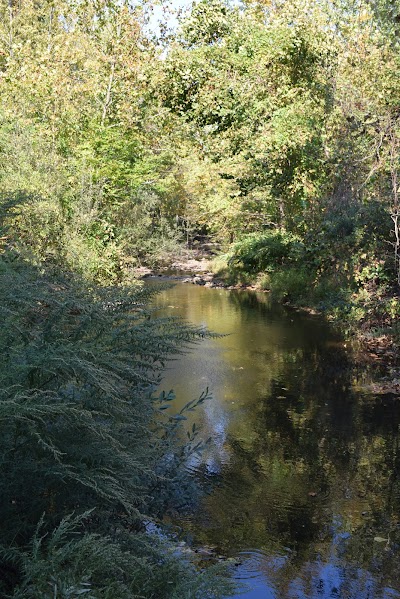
151, 281, 400, 599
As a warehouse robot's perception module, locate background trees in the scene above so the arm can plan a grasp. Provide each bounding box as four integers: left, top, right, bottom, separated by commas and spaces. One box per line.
1, 0, 398, 276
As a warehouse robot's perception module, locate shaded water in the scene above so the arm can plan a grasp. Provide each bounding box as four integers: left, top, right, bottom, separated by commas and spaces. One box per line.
152, 282, 400, 599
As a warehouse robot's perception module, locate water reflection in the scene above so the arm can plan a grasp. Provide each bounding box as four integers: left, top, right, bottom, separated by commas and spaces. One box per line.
151, 282, 400, 598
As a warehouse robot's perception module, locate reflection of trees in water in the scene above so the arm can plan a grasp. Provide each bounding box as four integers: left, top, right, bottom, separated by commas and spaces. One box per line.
188, 329, 400, 595
156, 285, 400, 594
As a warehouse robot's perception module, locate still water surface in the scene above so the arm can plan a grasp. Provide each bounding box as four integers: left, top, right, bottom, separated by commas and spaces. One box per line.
152, 281, 400, 599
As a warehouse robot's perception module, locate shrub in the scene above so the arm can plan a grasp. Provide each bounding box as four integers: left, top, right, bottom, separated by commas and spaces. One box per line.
268, 267, 314, 303
228, 229, 305, 274
0, 255, 233, 598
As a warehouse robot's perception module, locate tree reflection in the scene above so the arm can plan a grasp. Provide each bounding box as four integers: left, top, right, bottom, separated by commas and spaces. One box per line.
155, 284, 400, 597
208, 330, 399, 593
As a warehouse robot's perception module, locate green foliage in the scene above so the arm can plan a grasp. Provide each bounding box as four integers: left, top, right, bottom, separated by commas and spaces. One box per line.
227, 230, 305, 273
1, 0, 399, 286
0, 191, 124, 284
266, 268, 344, 307
0, 0, 189, 278
7, 512, 232, 599
114, 187, 184, 268
180, 0, 232, 47
0, 253, 233, 598
216, 201, 397, 322
158, 0, 335, 237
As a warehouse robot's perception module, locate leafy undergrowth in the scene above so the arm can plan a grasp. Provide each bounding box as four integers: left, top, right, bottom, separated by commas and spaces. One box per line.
0, 252, 235, 599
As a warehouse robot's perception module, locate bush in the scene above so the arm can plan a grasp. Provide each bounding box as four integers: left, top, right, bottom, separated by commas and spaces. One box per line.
267, 267, 314, 302
1, 193, 127, 285
9, 512, 232, 599
0, 255, 233, 598
228, 229, 305, 274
